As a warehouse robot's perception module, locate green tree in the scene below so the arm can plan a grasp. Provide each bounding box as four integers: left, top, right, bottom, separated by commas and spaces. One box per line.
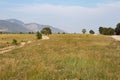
62, 32, 66, 34
115, 23, 120, 35
99, 27, 114, 35
82, 29, 86, 34
99, 27, 103, 34
36, 31, 42, 39
58, 32, 60, 34
28, 32, 32, 34
89, 30, 95, 34
19, 32, 23, 34
108, 28, 115, 35
41, 27, 52, 35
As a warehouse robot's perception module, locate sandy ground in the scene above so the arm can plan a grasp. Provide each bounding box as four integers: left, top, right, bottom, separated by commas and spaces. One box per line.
42, 36, 50, 40
0, 36, 49, 54
0, 46, 15, 54
110, 35, 120, 41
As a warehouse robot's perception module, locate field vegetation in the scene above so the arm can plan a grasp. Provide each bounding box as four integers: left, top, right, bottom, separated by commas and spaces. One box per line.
0, 34, 120, 80
0, 34, 35, 48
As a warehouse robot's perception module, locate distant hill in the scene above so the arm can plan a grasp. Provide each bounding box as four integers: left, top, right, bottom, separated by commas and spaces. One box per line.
0, 20, 29, 33
25, 23, 65, 33
6, 19, 24, 25
0, 19, 65, 33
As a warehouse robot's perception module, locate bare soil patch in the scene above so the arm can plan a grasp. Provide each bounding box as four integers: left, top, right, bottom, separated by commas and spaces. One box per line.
110, 35, 120, 41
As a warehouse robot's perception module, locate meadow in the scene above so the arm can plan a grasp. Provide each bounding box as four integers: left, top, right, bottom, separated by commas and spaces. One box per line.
0, 34, 120, 80
0, 34, 36, 48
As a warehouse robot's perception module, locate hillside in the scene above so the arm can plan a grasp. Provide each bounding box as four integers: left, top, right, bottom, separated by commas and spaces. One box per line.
25, 23, 65, 33
0, 19, 65, 33
0, 20, 29, 33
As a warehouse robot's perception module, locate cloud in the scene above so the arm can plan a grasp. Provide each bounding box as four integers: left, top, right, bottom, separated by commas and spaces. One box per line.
12, 2, 120, 15
1, 1, 120, 33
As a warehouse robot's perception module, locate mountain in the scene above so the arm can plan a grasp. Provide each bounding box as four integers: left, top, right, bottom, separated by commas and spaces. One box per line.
6, 19, 24, 25
0, 19, 65, 33
25, 23, 40, 32
25, 23, 65, 33
0, 20, 29, 33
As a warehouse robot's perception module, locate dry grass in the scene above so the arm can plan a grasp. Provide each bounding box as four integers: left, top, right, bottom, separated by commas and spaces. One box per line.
0, 34, 120, 80
0, 34, 35, 48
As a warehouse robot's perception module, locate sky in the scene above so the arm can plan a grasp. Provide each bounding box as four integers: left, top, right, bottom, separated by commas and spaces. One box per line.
0, 0, 120, 33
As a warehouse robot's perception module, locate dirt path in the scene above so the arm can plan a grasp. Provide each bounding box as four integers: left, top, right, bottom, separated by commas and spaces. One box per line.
0, 46, 16, 54
0, 36, 49, 54
42, 36, 50, 40
110, 35, 120, 41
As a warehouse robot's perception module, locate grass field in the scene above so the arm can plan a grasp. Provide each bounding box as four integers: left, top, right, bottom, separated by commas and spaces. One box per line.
0, 34, 120, 80
0, 34, 36, 48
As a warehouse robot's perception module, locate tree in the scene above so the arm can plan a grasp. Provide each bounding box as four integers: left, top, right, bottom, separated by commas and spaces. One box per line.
36, 31, 42, 39
58, 32, 60, 34
89, 30, 95, 34
28, 32, 32, 34
82, 29, 86, 34
41, 27, 52, 35
115, 23, 120, 35
19, 32, 23, 34
62, 32, 66, 34
99, 27, 103, 34
99, 27, 114, 35
108, 28, 115, 35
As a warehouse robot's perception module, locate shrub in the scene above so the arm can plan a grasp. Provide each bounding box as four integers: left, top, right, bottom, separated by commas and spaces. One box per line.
12, 39, 18, 45
36, 31, 42, 39
89, 30, 95, 34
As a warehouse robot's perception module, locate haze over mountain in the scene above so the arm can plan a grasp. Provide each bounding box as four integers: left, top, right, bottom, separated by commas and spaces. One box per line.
25, 23, 64, 33
6, 19, 24, 25
0, 20, 28, 32
0, 19, 65, 33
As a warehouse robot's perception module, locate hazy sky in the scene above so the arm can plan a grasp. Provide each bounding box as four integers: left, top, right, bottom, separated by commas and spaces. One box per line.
1, 0, 120, 33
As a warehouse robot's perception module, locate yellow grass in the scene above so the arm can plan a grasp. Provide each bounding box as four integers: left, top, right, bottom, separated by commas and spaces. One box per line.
0, 34, 35, 48
0, 34, 120, 80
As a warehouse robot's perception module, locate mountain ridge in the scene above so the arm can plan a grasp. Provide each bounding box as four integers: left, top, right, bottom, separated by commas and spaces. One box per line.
0, 19, 65, 33
0, 20, 29, 33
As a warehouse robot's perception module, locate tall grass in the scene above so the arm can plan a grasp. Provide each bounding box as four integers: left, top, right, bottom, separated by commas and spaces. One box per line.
0, 34, 120, 80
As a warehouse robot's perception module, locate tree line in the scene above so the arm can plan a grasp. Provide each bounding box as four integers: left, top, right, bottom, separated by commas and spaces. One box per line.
82, 23, 120, 35
99, 23, 120, 35
0, 23, 120, 35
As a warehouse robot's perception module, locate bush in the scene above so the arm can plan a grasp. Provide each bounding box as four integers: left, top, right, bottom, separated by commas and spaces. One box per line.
89, 30, 95, 34
12, 39, 18, 45
36, 31, 42, 39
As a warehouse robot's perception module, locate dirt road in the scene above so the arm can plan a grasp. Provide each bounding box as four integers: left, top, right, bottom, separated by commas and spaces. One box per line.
110, 35, 120, 41
0, 36, 49, 54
